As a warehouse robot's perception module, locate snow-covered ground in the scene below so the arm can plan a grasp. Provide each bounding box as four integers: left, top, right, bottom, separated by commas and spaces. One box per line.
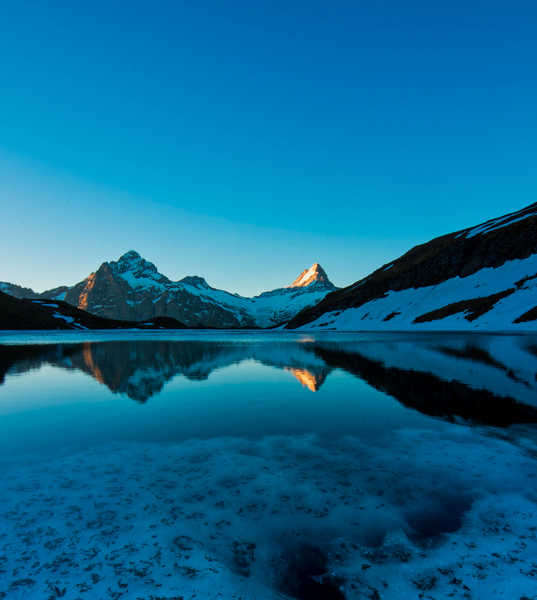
301, 253, 537, 332
1, 425, 537, 599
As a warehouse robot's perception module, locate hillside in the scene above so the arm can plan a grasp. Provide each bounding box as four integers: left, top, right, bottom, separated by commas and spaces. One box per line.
0, 291, 186, 330
287, 202, 537, 331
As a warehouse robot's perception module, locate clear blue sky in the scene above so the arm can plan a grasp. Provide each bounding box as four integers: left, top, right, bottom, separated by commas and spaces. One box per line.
1, 1, 536, 295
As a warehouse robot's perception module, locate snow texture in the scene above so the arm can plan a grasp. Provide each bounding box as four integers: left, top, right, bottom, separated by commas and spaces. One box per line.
302, 253, 537, 331
1, 426, 537, 599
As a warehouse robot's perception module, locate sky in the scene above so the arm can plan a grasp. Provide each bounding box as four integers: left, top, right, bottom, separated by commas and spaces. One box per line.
1, 0, 536, 296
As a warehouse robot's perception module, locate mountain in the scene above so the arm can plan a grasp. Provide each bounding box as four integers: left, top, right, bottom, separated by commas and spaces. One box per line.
0, 291, 186, 330
290, 263, 332, 288
0, 282, 39, 299
287, 202, 537, 331
1, 252, 336, 328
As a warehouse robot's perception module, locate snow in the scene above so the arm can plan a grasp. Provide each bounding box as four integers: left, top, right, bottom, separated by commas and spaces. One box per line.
460, 204, 537, 239
292, 264, 318, 287
52, 312, 75, 323
1, 425, 537, 599
48, 291, 67, 301
32, 301, 59, 308
301, 253, 537, 332
50, 312, 88, 329
118, 269, 167, 292
2, 253, 334, 328
164, 278, 332, 327
110, 256, 332, 327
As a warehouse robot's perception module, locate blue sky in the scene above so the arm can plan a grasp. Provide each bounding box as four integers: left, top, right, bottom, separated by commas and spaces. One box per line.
1, 1, 536, 295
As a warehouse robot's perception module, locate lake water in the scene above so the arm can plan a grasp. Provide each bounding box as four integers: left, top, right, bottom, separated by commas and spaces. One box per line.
1, 331, 537, 599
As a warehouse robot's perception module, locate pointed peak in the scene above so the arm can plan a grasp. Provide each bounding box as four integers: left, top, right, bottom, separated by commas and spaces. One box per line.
111, 251, 164, 282
290, 263, 333, 288
118, 250, 142, 262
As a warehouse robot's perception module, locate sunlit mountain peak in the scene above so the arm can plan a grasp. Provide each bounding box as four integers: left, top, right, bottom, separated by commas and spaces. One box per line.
290, 263, 334, 288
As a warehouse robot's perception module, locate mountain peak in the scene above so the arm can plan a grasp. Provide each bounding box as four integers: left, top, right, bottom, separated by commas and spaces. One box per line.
290, 263, 333, 288
119, 250, 142, 262
110, 251, 165, 284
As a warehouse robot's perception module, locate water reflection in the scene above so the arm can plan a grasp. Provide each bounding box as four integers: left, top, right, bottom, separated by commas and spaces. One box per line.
1, 334, 537, 425
2, 333, 537, 599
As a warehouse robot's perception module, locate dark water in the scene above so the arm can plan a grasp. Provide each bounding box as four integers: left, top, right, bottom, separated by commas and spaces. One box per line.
1, 331, 537, 599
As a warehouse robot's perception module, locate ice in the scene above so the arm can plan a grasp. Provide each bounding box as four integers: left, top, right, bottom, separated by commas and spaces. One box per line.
1, 425, 536, 599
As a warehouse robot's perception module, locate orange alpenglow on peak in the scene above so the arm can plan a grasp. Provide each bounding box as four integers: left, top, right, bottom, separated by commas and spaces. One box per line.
290, 263, 333, 288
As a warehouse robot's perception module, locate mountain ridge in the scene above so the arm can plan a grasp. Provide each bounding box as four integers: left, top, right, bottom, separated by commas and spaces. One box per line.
1, 254, 336, 328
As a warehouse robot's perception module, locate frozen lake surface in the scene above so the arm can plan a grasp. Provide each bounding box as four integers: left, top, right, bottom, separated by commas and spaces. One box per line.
1, 331, 537, 599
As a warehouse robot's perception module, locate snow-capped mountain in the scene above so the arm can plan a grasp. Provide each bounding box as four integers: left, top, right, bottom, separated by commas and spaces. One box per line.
288, 202, 537, 331
1, 252, 336, 328
290, 263, 332, 288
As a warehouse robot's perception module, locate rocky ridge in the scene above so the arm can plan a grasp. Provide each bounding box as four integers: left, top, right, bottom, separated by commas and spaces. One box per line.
1, 252, 336, 328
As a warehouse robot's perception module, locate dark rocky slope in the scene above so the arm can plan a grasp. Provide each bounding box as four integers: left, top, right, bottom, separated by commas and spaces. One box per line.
287, 202, 537, 329
0, 291, 186, 330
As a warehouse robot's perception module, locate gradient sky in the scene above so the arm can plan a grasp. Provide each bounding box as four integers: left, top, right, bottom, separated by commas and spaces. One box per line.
1, 1, 536, 295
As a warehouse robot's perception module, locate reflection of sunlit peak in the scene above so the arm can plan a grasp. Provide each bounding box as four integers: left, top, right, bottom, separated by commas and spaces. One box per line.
82, 342, 105, 385
285, 367, 322, 392
298, 336, 315, 344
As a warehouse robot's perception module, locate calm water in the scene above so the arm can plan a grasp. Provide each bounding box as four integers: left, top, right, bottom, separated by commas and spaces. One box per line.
1, 331, 537, 599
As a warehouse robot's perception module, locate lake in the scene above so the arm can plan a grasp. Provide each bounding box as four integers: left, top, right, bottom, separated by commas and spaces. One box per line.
1, 331, 537, 599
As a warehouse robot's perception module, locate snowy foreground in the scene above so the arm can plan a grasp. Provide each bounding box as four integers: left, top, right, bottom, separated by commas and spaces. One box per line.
2, 425, 537, 599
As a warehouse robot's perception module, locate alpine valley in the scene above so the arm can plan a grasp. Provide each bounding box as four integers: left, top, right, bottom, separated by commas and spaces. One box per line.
0, 254, 336, 328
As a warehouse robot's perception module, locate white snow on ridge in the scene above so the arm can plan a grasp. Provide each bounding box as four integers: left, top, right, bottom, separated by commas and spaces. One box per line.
302, 253, 537, 331
31, 301, 59, 308
118, 269, 167, 292
52, 312, 75, 323
50, 291, 67, 301
459, 203, 537, 240
110, 253, 334, 326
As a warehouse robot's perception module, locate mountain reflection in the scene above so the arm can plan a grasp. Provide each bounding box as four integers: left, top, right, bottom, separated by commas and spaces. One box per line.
1, 334, 537, 426
284, 367, 328, 391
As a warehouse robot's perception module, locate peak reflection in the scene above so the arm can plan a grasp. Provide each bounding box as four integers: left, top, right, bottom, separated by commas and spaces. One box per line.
1, 334, 537, 426
285, 367, 328, 391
